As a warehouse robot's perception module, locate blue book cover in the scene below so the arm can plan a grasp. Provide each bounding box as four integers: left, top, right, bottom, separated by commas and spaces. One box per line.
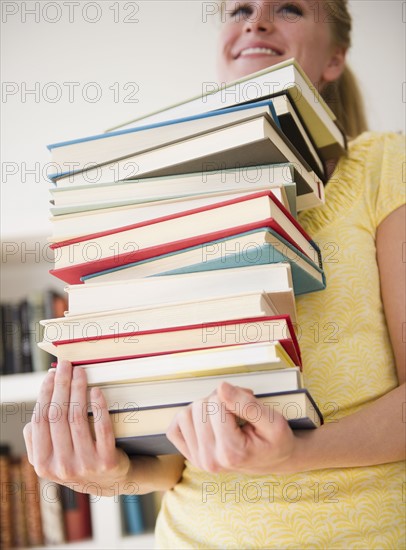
120, 495, 145, 535
81, 227, 325, 295
47, 99, 280, 150
47, 99, 280, 181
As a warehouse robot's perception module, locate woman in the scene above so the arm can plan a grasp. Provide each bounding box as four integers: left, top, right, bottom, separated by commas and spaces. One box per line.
24, 1, 405, 548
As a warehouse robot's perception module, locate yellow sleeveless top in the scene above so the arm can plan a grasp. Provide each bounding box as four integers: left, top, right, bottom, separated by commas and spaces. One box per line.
155, 132, 406, 549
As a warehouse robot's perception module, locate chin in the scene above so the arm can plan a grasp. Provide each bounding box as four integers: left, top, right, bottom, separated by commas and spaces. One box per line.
221, 58, 284, 81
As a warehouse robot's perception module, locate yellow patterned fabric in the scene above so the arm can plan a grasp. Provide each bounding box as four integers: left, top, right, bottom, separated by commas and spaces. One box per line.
155, 132, 406, 549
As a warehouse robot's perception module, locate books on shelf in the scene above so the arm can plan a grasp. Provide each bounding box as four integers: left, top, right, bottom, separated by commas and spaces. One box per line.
0, 290, 67, 375
59, 486, 92, 543
20, 454, 44, 547
39, 479, 66, 546
91, 389, 323, 456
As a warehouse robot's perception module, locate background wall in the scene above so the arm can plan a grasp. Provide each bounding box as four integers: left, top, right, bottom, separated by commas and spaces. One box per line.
1, 0, 405, 241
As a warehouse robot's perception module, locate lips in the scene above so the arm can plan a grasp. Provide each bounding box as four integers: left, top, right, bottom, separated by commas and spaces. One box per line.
234, 43, 284, 59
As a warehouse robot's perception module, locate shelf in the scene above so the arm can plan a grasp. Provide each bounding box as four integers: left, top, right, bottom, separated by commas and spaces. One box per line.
31, 532, 155, 549
1, 371, 47, 404
1, 241, 157, 550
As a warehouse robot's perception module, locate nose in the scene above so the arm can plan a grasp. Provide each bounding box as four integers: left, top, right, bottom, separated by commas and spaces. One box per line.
243, 5, 274, 33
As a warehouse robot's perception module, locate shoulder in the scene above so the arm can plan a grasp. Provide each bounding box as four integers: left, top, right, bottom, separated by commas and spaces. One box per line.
347, 131, 405, 165
346, 132, 405, 227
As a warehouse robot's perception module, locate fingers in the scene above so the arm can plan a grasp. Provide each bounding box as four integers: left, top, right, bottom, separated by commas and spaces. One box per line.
217, 381, 287, 436
48, 360, 74, 460
167, 383, 288, 474
23, 422, 33, 464
30, 370, 57, 471
167, 394, 233, 472
90, 387, 117, 460
168, 400, 212, 465
69, 367, 96, 459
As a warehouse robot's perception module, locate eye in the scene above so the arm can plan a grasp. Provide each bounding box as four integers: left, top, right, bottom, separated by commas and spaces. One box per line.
227, 2, 255, 20
277, 3, 304, 17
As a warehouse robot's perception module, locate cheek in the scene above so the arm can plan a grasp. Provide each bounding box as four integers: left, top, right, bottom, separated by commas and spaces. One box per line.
216, 26, 238, 79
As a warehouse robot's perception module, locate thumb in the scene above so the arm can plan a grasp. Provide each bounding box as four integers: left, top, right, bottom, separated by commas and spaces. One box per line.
217, 381, 286, 433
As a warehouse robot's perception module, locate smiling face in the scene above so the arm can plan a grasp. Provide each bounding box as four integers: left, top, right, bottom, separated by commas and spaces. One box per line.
217, 0, 346, 88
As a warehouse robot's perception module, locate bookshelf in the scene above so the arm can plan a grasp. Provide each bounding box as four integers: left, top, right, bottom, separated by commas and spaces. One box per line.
0, 239, 155, 549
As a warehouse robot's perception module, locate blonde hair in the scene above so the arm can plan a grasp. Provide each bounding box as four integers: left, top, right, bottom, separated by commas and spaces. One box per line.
321, 0, 368, 138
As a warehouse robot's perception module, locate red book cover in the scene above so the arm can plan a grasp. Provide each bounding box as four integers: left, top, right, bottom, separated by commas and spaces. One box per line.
60, 487, 92, 542
49, 191, 319, 284
52, 315, 302, 368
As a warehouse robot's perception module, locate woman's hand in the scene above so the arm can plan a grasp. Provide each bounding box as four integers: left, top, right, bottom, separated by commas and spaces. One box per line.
166, 381, 299, 475
23, 360, 134, 497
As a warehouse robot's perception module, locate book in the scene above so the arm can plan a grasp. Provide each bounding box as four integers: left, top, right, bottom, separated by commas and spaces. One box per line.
49, 191, 321, 284
0, 307, 4, 375
91, 390, 323, 456
26, 291, 53, 372
20, 454, 44, 547
48, 99, 280, 171
120, 495, 145, 535
9, 458, 28, 548
107, 58, 345, 162
60, 487, 92, 542
65, 263, 294, 316
55, 341, 297, 386
49, 187, 290, 242
41, 291, 294, 343
2, 303, 22, 375
48, 163, 305, 216
39, 315, 301, 366
51, 110, 324, 211
81, 227, 325, 297
271, 94, 325, 179
48, 94, 326, 184
39, 479, 66, 546
19, 300, 33, 373
0, 445, 13, 550
139, 492, 161, 532
86, 366, 303, 409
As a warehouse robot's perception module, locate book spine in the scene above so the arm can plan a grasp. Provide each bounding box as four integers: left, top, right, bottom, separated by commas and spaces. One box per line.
60, 486, 92, 542
21, 454, 44, 547
120, 494, 145, 535
0, 446, 13, 550
39, 479, 66, 545
9, 459, 28, 549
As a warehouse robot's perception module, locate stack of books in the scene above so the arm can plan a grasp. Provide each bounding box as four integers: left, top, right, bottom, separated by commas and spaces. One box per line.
39, 58, 346, 455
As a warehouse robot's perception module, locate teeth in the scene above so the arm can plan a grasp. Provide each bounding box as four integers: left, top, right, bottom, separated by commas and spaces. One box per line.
240, 47, 279, 57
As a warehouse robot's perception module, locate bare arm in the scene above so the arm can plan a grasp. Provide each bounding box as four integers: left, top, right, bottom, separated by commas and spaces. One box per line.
167, 205, 406, 474
288, 203, 406, 471
23, 361, 185, 496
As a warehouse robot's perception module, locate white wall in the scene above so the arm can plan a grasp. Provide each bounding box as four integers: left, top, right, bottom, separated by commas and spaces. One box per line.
1, 0, 405, 240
